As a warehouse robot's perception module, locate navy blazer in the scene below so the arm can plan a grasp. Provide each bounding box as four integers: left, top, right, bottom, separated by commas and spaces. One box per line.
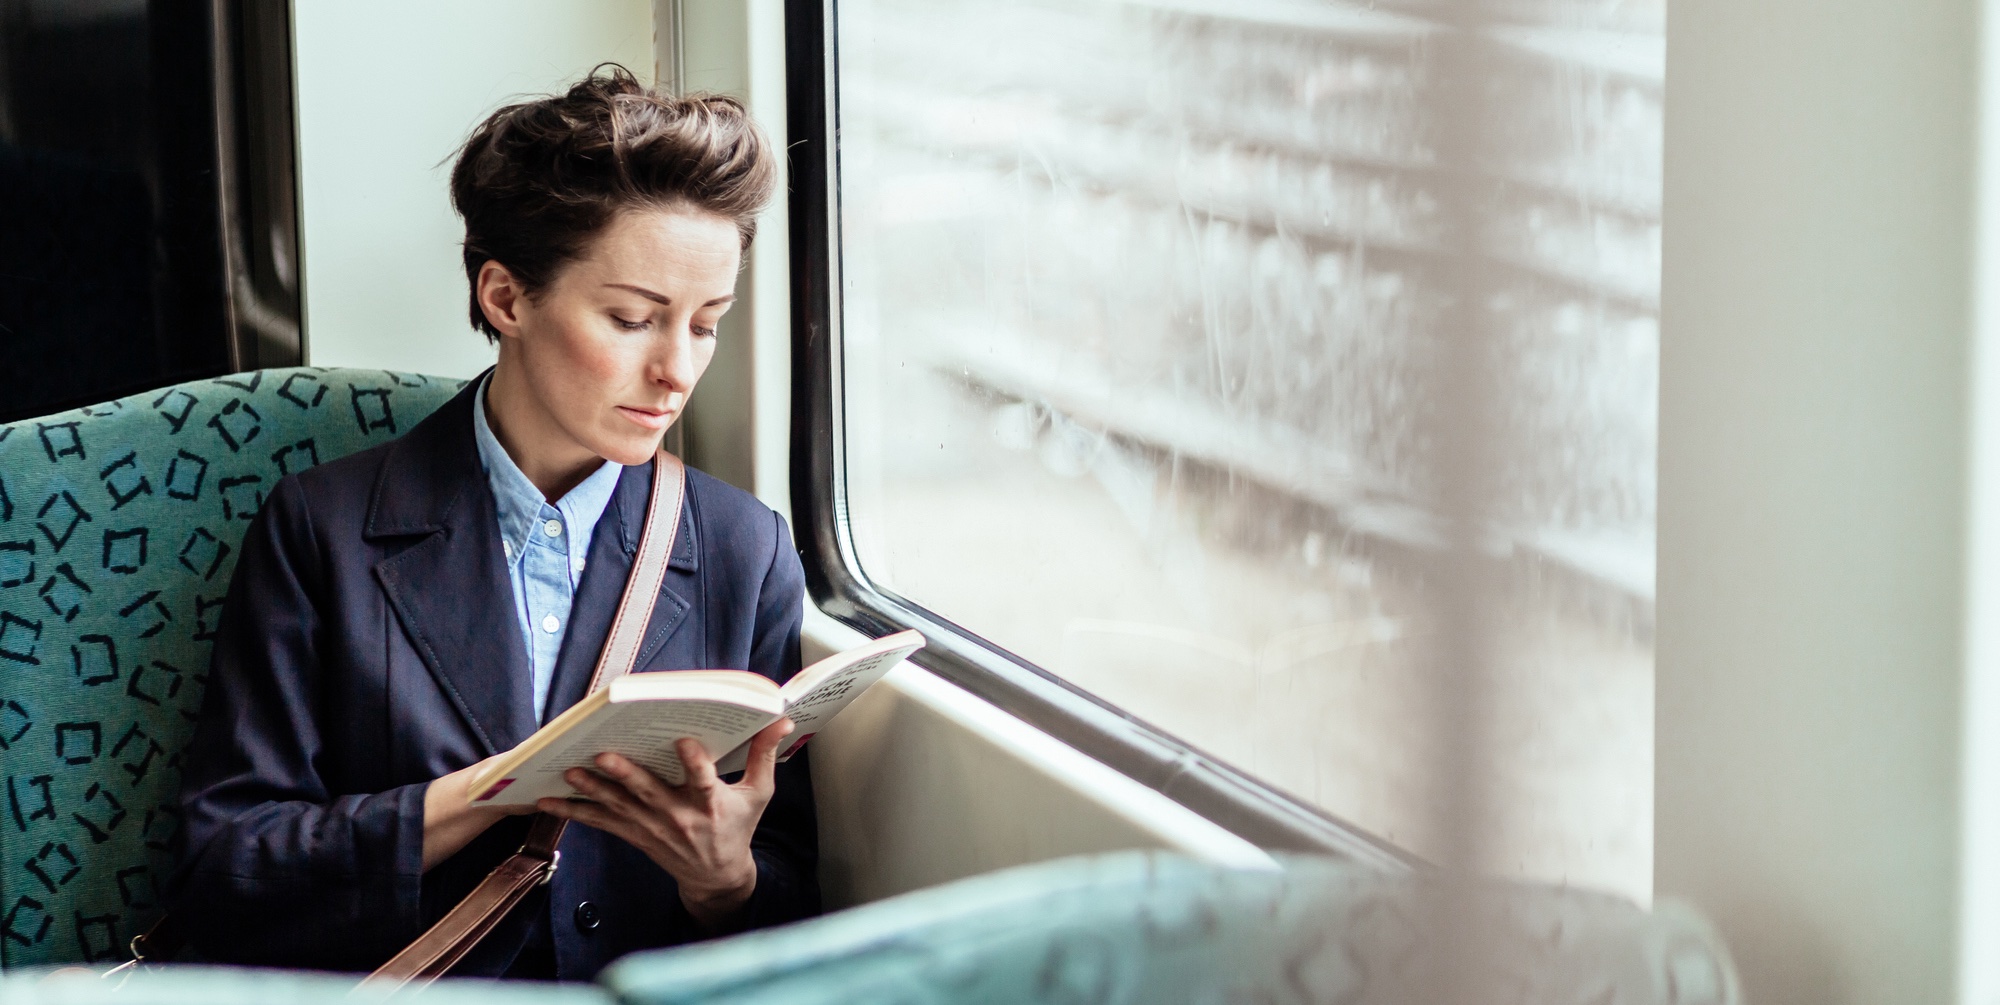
167, 380, 819, 978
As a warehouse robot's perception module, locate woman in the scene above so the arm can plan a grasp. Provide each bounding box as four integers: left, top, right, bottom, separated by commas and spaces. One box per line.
167, 68, 817, 980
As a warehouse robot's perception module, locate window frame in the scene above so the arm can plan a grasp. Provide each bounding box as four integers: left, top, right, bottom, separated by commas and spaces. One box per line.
782, 0, 1416, 869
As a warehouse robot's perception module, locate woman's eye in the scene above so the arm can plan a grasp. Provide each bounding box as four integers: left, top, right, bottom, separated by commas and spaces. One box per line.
613, 316, 650, 332
692, 325, 718, 339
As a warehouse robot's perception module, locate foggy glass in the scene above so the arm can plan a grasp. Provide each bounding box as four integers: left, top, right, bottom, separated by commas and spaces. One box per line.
835, 0, 1661, 898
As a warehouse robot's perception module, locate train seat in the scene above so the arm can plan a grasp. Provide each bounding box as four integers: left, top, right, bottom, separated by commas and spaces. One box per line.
602, 849, 1736, 1005
4, 848, 1734, 1003
0, 368, 465, 968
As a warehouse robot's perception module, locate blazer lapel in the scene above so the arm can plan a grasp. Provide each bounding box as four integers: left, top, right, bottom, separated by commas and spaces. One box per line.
366, 382, 539, 756
541, 459, 698, 722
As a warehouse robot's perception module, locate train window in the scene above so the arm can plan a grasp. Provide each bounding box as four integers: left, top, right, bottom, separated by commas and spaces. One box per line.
794, 0, 1661, 889
0, 0, 300, 423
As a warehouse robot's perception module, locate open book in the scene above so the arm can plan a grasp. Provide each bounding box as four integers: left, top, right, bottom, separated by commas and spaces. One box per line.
468, 629, 925, 806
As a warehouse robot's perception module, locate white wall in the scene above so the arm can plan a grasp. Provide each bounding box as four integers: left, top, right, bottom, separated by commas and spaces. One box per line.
291, 0, 654, 378
673, 0, 793, 510
801, 612, 1275, 908
1657, 2, 1977, 1003
1960, 3, 2000, 1000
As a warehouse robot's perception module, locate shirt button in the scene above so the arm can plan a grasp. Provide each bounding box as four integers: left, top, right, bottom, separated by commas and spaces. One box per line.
543, 519, 563, 538
502, 541, 513, 558
541, 614, 560, 634
574, 900, 601, 933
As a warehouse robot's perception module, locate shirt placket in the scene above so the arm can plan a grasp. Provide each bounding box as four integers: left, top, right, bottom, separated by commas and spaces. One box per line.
526, 503, 571, 719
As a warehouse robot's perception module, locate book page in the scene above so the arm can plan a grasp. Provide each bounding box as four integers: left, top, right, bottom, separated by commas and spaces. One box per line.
475, 699, 776, 805
780, 648, 908, 732
710, 636, 922, 774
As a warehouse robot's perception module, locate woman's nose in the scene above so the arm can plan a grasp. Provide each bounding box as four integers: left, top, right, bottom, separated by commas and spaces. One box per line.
647, 324, 699, 392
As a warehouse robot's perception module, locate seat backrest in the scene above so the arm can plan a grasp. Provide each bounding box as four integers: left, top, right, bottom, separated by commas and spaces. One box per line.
0, 368, 463, 969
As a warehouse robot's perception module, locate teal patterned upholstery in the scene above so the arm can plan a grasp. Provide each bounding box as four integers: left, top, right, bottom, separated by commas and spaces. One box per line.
0, 369, 465, 969
603, 851, 1740, 1005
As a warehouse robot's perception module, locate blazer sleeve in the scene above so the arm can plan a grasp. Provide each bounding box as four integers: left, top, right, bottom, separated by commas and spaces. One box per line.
167, 476, 427, 968
739, 509, 822, 930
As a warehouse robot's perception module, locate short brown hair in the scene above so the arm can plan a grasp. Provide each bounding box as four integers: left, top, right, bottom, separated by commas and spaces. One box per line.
449, 65, 775, 341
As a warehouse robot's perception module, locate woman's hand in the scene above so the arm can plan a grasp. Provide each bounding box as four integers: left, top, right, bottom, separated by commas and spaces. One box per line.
422, 753, 540, 872
537, 718, 794, 930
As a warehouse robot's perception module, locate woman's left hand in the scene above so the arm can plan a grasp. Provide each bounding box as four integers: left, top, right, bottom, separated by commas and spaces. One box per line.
538, 717, 795, 930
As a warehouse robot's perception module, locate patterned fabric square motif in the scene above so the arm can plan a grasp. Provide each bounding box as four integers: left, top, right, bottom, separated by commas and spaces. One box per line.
0, 368, 462, 968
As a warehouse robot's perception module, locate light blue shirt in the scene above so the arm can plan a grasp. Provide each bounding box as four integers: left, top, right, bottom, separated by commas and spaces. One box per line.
472, 377, 623, 721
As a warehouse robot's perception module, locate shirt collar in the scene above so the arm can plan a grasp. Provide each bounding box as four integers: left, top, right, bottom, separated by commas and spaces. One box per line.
472, 374, 621, 557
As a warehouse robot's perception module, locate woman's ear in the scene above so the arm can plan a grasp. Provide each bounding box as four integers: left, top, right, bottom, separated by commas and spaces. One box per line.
475, 260, 529, 339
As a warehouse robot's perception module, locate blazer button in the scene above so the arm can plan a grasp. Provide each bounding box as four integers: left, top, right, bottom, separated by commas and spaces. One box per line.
574, 900, 601, 933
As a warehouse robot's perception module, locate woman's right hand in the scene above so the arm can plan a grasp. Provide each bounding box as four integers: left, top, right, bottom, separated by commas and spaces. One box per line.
422, 754, 539, 871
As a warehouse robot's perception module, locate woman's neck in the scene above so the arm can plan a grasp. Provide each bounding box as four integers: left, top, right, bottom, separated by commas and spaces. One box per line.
484, 355, 602, 502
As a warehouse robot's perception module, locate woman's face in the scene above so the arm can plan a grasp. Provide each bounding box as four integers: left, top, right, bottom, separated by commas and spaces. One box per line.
480, 205, 741, 476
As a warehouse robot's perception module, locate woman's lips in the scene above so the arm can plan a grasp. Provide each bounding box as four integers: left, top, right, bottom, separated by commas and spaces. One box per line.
617, 405, 675, 430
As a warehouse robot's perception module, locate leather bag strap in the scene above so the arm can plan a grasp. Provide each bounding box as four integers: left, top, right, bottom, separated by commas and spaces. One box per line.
357, 449, 685, 991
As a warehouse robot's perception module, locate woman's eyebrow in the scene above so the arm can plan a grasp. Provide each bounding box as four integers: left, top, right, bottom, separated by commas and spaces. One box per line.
605, 282, 669, 304
604, 283, 736, 307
